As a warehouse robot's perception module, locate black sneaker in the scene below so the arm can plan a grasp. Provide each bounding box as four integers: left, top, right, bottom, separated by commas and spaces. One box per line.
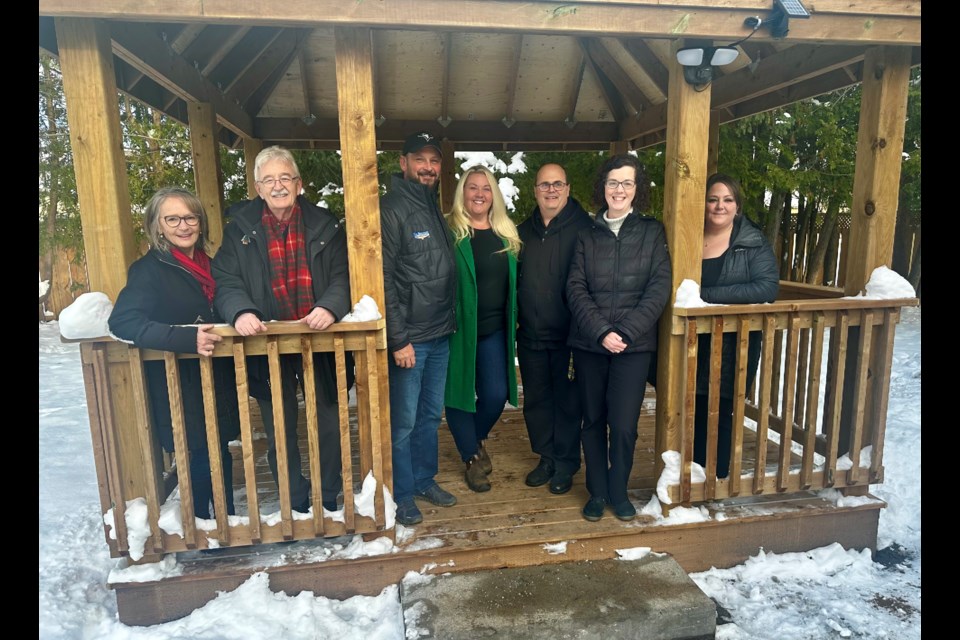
395, 500, 423, 525
415, 483, 457, 507
548, 471, 573, 495
525, 459, 555, 487
612, 500, 637, 521
582, 497, 605, 522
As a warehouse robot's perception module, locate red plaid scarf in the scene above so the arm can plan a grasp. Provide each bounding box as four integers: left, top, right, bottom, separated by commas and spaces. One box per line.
170, 247, 216, 305
261, 202, 314, 320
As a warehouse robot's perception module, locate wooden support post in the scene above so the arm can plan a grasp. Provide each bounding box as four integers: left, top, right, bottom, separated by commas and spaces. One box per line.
441, 138, 457, 214
334, 26, 394, 504
707, 110, 721, 177
54, 18, 136, 300
654, 40, 712, 480
243, 137, 264, 200
844, 46, 912, 295
609, 140, 629, 156
189, 102, 225, 254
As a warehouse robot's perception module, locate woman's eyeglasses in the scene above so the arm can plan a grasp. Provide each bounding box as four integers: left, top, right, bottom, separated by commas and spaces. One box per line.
162, 215, 200, 228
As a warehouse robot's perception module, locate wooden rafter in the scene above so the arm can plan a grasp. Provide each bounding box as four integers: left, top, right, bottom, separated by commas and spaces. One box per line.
565, 53, 586, 125
620, 38, 668, 98
208, 27, 284, 94
299, 49, 313, 118
439, 32, 451, 126
169, 23, 204, 55
179, 25, 244, 76
502, 34, 524, 126
38, 1, 922, 46
580, 38, 651, 114
241, 31, 312, 117
109, 22, 254, 136
578, 40, 626, 123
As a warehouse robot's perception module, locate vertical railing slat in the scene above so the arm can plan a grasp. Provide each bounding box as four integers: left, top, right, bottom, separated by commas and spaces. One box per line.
753, 315, 776, 494
300, 335, 324, 536
364, 334, 386, 528
729, 317, 749, 496
846, 310, 874, 486
163, 351, 197, 549
127, 347, 165, 554
680, 319, 698, 504
334, 336, 355, 531
868, 310, 898, 483
89, 344, 130, 555
233, 340, 261, 543
265, 336, 294, 539
199, 353, 230, 546
800, 312, 825, 489
823, 311, 849, 487
770, 327, 785, 418
795, 327, 811, 434
705, 316, 723, 499
777, 314, 800, 492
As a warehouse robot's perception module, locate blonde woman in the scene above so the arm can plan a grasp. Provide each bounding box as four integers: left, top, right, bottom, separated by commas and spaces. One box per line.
444, 166, 521, 492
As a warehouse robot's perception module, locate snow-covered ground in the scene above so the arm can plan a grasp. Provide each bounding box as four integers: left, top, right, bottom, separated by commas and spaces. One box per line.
39, 306, 920, 639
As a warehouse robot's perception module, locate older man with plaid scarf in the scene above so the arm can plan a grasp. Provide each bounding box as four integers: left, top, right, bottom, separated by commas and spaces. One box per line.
214, 145, 351, 514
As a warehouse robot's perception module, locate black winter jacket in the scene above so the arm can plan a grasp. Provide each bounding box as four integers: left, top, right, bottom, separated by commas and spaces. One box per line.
212, 196, 352, 401
567, 212, 672, 354
379, 174, 457, 352
517, 198, 593, 350
696, 215, 780, 398
109, 249, 239, 452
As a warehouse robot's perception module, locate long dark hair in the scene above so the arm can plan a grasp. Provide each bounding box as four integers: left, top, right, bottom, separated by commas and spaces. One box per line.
592, 154, 650, 213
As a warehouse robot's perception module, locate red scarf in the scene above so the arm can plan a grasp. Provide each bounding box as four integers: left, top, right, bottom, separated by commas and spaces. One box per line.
171, 247, 216, 305
261, 202, 314, 320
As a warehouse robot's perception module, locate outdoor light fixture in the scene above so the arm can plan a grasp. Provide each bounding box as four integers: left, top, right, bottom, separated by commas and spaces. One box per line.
676, 45, 740, 87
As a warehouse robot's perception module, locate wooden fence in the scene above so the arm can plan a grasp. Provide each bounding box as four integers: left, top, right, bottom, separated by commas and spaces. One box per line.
664, 286, 917, 504
76, 320, 392, 559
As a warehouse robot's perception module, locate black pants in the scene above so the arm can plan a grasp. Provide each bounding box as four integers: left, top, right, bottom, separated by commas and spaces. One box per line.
517, 344, 583, 474
573, 349, 651, 505
694, 394, 734, 479
254, 354, 344, 507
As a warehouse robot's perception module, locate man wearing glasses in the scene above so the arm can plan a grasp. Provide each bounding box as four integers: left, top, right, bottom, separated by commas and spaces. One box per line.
516, 163, 592, 494
213, 145, 351, 515
379, 131, 458, 525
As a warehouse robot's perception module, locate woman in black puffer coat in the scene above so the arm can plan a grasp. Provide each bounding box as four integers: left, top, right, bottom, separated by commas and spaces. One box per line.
697, 174, 779, 478
109, 187, 239, 519
567, 155, 672, 522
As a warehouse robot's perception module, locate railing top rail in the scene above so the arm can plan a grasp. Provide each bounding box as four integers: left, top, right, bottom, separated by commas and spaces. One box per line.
61, 319, 385, 344
673, 297, 918, 318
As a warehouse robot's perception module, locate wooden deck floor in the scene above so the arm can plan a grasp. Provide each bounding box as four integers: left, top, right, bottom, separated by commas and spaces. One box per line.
117, 387, 883, 625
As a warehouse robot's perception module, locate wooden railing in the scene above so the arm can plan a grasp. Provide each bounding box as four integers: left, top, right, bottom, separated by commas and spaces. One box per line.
76, 320, 392, 559
664, 290, 918, 505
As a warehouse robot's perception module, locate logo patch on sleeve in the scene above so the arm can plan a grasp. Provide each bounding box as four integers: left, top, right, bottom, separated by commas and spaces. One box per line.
412, 231, 431, 240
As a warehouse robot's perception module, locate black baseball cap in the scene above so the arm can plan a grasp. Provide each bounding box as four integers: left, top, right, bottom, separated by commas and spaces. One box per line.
401, 131, 442, 156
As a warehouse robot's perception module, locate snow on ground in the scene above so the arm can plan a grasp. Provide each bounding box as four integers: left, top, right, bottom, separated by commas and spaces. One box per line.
39, 306, 920, 638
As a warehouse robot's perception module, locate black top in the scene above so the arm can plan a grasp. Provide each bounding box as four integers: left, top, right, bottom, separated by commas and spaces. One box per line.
701, 251, 727, 289
471, 228, 509, 337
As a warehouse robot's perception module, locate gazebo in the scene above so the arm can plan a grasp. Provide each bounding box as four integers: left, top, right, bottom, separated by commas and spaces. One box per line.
39, 0, 920, 625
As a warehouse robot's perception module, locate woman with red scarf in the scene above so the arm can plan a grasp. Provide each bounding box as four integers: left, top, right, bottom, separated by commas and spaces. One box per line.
109, 187, 239, 520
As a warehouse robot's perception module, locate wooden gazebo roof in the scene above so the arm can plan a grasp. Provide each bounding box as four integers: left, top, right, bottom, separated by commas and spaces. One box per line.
38, 1, 920, 151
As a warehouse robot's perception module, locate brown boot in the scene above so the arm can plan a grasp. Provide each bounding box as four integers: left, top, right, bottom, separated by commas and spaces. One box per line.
477, 440, 492, 475
465, 455, 491, 492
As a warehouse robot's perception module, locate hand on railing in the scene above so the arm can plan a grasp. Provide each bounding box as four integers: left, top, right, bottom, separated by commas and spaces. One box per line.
301, 307, 336, 331
196, 324, 222, 357
234, 312, 269, 336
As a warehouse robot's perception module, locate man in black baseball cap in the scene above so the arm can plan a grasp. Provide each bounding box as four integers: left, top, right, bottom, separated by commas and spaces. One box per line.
379, 131, 458, 525
401, 131, 443, 157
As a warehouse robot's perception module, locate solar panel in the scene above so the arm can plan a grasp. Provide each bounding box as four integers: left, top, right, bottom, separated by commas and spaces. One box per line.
775, 0, 811, 19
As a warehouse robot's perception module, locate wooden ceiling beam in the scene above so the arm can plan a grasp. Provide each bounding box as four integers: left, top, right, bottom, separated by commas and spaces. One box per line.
711, 44, 868, 110
721, 66, 866, 123
565, 53, 587, 126
241, 30, 312, 117
502, 34, 524, 126
179, 25, 244, 75
620, 38, 668, 97
168, 23, 204, 55
38, 1, 921, 46
254, 117, 620, 145
208, 26, 284, 93
580, 38, 651, 113
438, 32, 452, 126
579, 40, 626, 123
276, 139, 614, 152
299, 49, 313, 118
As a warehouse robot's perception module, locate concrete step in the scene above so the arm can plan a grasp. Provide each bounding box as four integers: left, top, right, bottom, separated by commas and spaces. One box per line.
401, 553, 716, 639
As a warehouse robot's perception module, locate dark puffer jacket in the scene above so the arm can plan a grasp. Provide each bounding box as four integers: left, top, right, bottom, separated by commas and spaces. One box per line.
212, 195, 352, 402
109, 249, 239, 452
566, 212, 672, 354
380, 174, 457, 352
696, 215, 780, 398
517, 198, 593, 350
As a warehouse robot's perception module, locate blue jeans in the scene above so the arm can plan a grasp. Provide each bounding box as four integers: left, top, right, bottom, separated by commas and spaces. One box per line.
389, 338, 450, 504
446, 329, 508, 462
